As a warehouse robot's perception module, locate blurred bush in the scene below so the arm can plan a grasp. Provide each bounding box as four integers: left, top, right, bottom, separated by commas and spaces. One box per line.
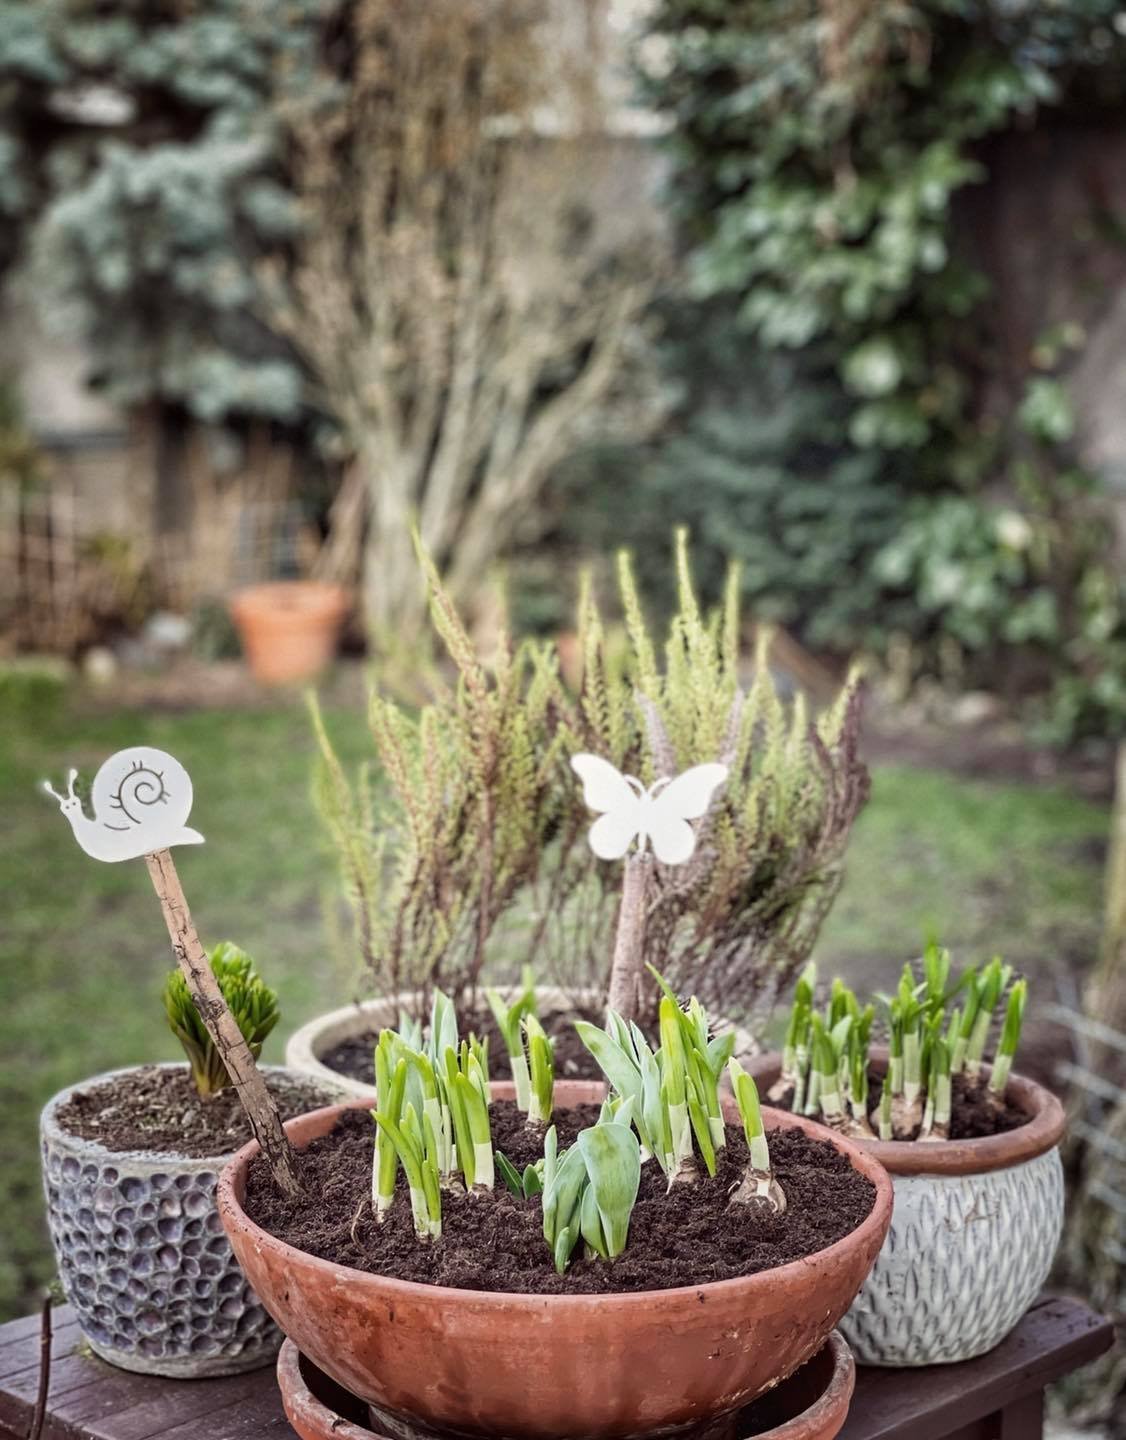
616, 0, 1126, 742
0, 0, 316, 422
529, 308, 904, 651
0, 655, 69, 722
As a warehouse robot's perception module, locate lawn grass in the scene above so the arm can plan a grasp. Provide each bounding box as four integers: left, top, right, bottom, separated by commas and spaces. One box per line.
0, 687, 1109, 1320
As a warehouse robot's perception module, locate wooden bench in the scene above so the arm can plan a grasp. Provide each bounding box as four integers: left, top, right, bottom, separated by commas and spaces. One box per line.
0, 1296, 1113, 1440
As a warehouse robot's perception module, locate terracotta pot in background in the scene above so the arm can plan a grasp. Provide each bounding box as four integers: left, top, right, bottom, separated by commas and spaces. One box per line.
219, 1096, 891, 1440
228, 582, 349, 685
748, 1049, 1066, 1367
277, 1330, 856, 1440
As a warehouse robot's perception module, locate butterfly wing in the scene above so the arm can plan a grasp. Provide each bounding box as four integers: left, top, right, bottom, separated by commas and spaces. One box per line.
589, 808, 644, 860
647, 763, 729, 866
571, 754, 643, 859
571, 754, 637, 812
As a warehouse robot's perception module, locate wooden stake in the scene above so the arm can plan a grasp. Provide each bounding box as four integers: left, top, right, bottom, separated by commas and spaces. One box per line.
607, 852, 652, 1023
145, 848, 301, 1196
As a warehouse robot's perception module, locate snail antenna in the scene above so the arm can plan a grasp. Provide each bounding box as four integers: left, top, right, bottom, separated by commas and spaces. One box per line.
41, 779, 65, 805
66, 768, 78, 799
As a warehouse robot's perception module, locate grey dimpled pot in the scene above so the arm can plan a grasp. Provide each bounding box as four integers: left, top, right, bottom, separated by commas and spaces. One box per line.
41, 1064, 324, 1379
750, 1050, 1066, 1367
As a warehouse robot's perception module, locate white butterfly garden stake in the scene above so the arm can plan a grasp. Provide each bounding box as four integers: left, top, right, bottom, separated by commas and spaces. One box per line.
41, 747, 300, 1195
572, 754, 729, 1018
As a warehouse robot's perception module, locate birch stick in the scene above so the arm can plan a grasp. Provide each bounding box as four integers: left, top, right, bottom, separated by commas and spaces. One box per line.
144, 848, 301, 1196
607, 852, 652, 1023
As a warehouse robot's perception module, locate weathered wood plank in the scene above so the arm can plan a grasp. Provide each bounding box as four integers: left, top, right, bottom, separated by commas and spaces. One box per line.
0, 1315, 81, 1381
49, 1363, 269, 1440
0, 1309, 273, 1440
0, 1294, 1114, 1440
840, 1296, 1114, 1440
996, 1392, 1045, 1439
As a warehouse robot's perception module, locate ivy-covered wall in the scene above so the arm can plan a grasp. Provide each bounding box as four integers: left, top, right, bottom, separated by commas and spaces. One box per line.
602, 0, 1126, 740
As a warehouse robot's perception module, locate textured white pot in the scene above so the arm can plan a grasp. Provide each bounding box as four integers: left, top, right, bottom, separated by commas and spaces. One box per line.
285, 985, 604, 1101
40, 1063, 341, 1379
749, 1052, 1066, 1368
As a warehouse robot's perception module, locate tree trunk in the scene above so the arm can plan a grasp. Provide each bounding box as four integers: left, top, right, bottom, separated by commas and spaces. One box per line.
359, 448, 429, 651
145, 849, 301, 1196
1086, 741, 1126, 1081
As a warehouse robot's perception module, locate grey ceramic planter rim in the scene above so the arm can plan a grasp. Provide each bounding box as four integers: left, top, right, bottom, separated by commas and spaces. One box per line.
41, 1061, 294, 1167
284, 986, 605, 1099
750, 1047, 1066, 1178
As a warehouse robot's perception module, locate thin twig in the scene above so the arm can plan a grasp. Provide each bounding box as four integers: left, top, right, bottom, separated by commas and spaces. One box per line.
26, 1294, 51, 1440
145, 849, 301, 1196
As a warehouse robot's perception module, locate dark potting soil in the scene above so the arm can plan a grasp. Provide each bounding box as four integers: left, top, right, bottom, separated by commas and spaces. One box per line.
319, 1003, 605, 1086
55, 1066, 337, 1159
244, 1100, 876, 1295
775, 1071, 1027, 1140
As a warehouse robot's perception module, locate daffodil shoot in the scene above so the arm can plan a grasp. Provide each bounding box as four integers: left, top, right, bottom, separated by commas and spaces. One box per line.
367, 974, 801, 1271
770, 942, 1028, 1143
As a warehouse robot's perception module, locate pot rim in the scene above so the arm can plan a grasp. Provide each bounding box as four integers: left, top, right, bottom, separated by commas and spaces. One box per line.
41, 1062, 333, 1168
285, 986, 607, 1098
286, 987, 756, 1099
229, 582, 350, 619
278, 1339, 371, 1440
218, 1095, 893, 1311
751, 1047, 1065, 1177
275, 1329, 856, 1440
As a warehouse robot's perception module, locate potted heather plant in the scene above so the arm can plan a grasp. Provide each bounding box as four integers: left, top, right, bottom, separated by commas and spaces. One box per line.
288, 533, 868, 1093
750, 945, 1066, 1366
40, 942, 341, 1378
221, 983, 891, 1439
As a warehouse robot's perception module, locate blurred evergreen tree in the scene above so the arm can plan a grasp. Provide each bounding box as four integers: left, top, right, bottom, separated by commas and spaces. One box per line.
0, 0, 319, 422
539, 308, 906, 651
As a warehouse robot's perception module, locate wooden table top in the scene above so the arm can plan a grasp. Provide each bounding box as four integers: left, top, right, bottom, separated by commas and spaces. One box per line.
0, 1295, 1113, 1440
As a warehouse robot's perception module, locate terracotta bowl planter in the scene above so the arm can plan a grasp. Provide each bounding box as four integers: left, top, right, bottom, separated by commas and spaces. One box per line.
748, 1050, 1066, 1367
228, 582, 349, 685
277, 1330, 856, 1440
219, 1093, 891, 1440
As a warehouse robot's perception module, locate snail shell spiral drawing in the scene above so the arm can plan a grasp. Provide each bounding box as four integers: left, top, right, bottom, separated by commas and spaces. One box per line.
40, 747, 205, 863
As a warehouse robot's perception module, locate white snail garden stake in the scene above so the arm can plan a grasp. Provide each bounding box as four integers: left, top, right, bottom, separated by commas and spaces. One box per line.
41, 746, 300, 1195
41, 747, 204, 862
571, 753, 729, 1021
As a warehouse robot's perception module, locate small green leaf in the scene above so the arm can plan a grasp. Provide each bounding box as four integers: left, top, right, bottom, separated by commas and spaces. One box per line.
580, 1180, 608, 1258
553, 1224, 577, 1275
576, 1122, 642, 1259
495, 1151, 523, 1198
575, 1021, 642, 1103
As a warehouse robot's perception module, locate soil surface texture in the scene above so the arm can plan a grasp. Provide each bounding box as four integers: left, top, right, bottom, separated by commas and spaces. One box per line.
319, 1003, 604, 1086
56, 1066, 337, 1159
244, 1100, 876, 1295
776, 1071, 1027, 1140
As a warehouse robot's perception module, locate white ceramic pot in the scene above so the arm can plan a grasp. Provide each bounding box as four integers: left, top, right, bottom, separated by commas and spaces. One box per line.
749, 1051, 1066, 1367
285, 985, 604, 1101
40, 1063, 342, 1379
